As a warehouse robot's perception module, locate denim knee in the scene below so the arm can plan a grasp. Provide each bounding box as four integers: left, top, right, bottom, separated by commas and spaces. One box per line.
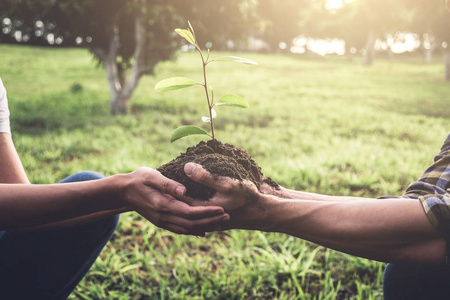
384, 263, 450, 299
59, 171, 105, 183
57, 170, 120, 246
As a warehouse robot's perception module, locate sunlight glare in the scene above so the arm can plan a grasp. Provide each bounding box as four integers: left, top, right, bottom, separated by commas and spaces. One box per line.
326, 0, 343, 10
326, 0, 356, 10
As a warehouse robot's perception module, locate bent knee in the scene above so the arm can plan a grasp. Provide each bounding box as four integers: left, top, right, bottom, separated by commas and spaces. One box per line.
59, 171, 105, 183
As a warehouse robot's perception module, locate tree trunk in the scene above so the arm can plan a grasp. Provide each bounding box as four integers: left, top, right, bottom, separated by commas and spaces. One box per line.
424, 48, 433, 65
445, 50, 450, 82
422, 33, 436, 65
104, 16, 148, 115
110, 92, 130, 114
423, 40, 436, 65
363, 29, 376, 66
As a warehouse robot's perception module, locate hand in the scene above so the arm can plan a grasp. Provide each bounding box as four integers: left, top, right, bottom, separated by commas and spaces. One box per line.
259, 182, 293, 198
122, 167, 229, 236
0, 78, 11, 135
182, 163, 273, 231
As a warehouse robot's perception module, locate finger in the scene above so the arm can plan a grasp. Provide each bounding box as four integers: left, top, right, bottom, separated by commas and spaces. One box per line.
163, 212, 230, 234
204, 223, 233, 232
180, 193, 229, 209
150, 188, 225, 218
178, 194, 210, 207
162, 223, 205, 236
136, 205, 209, 236
144, 168, 186, 198
161, 223, 204, 236
163, 196, 226, 220
184, 163, 234, 192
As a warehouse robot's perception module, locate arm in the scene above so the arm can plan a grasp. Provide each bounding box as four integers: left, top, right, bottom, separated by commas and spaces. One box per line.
0, 133, 29, 184
260, 183, 368, 202
0, 167, 229, 235
0, 79, 228, 234
184, 163, 446, 264
0, 77, 28, 184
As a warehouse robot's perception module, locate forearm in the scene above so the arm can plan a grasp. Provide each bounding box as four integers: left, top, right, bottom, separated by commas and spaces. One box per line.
263, 195, 445, 264
18, 208, 127, 231
0, 175, 127, 230
0, 133, 29, 184
276, 186, 369, 202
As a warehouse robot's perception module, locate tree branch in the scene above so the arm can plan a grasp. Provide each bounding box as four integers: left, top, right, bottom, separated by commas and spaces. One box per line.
122, 14, 146, 99
105, 24, 122, 96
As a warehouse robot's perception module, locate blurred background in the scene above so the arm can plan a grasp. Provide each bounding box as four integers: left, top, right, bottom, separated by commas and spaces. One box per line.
1, 0, 450, 114
2, 0, 449, 60
1, 1, 450, 299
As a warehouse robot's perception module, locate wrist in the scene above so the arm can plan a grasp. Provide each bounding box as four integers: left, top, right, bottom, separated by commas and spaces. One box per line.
104, 173, 131, 211
254, 193, 283, 232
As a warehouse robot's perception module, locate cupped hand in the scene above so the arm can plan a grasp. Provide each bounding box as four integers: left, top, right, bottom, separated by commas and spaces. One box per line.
182, 163, 272, 231
123, 167, 229, 236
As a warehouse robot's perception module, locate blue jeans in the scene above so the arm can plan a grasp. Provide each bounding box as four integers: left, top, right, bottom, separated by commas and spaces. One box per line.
383, 263, 450, 299
0, 171, 120, 300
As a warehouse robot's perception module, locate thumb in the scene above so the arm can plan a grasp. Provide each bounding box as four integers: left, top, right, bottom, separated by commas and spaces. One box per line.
184, 163, 225, 192
184, 162, 214, 186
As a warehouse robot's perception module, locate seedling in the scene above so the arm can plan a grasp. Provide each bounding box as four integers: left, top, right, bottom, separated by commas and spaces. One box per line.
155, 21, 257, 142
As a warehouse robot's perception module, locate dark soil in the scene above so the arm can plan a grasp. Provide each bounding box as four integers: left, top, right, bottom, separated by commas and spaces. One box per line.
157, 140, 279, 200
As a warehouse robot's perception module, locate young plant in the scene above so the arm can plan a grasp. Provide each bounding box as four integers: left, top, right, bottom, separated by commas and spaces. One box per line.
154, 21, 257, 142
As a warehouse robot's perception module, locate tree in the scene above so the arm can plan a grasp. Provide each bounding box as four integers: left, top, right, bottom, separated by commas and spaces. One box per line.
336, 0, 411, 65
172, 0, 255, 51
0, 0, 255, 114
429, 1, 450, 81
301, 0, 365, 56
1, 0, 182, 114
406, 0, 442, 64
252, 0, 308, 53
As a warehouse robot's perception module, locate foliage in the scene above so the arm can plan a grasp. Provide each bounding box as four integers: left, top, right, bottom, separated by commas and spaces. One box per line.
253, 0, 309, 52
3, 44, 450, 298
155, 22, 256, 142
171, 0, 256, 51
0, 0, 256, 114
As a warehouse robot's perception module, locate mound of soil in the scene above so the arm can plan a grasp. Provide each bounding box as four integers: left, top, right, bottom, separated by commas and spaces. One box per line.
157, 140, 279, 200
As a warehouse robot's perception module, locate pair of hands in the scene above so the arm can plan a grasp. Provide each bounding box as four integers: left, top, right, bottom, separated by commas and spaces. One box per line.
123, 164, 278, 236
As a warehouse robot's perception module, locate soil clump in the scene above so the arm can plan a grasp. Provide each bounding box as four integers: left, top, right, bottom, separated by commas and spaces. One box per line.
157, 140, 279, 200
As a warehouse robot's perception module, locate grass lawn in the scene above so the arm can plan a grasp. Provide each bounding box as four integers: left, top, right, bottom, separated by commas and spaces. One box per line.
1, 44, 449, 299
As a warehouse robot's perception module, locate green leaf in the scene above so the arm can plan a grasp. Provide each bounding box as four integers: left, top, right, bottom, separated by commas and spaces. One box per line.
214, 56, 258, 65
188, 21, 195, 37
170, 126, 209, 143
215, 94, 249, 108
175, 28, 195, 45
154, 77, 197, 92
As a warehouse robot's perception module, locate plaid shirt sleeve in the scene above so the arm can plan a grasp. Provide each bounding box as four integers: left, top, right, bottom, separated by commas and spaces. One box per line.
402, 131, 450, 240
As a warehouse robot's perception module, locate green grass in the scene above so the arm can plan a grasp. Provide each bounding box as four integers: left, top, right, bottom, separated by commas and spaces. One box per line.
1, 44, 449, 299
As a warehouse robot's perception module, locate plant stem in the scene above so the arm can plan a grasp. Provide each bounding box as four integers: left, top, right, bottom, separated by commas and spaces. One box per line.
197, 45, 215, 141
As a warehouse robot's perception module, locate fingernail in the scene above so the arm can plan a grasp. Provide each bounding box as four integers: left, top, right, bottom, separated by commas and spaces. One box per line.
221, 215, 230, 222
185, 163, 197, 175
175, 186, 186, 197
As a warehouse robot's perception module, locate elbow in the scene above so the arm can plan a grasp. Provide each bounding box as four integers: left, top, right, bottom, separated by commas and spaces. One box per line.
389, 238, 446, 264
